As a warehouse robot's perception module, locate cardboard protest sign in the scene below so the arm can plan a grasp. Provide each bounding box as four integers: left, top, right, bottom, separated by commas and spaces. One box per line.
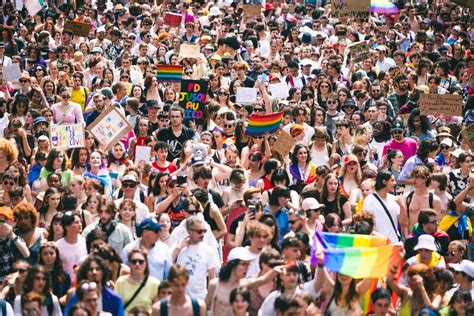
179, 43, 201, 59
272, 131, 295, 158
50, 124, 85, 150
164, 12, 182, 27
236, 87, 258, 104
349, 41, 370, 63
243, 4, 261, 17
87, 106, 133, 150
179, 79, 208, 124
2, 64, 22, 82
332, 0, 370, 20
269, 82, 289, 99
420, 94, 463, 117
64, 20, 93, 37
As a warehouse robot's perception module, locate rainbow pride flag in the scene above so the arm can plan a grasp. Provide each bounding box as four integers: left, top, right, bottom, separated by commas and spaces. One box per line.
311, 232, 402, 279
245, 112, 283, 136
156, 65, 182, 83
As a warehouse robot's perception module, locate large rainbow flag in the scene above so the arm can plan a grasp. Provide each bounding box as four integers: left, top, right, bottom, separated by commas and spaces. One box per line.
311, 232, 402, 279
156, 65, 183, 83
245, 112, 283, 136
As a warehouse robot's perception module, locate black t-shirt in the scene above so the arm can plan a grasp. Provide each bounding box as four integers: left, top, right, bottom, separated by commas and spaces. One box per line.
156, 126, 195, 161
321, 195, 349, 220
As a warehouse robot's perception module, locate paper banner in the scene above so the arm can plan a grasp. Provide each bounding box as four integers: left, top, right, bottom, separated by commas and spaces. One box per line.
2, 64, 22, 82
236, 87, 258, 105
332, 0, 370, 20
179, 43, 201, 59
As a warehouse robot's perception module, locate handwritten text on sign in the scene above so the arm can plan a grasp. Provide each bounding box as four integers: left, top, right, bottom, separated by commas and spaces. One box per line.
332, 0, 370, 20
420, 94, 462, 117
179, 79, 208, 124
50, 124, 85, 150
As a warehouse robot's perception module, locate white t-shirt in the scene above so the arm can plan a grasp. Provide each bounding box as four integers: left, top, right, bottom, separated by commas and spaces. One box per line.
363, 193, 401, 242
55, 236, 88, 280
176, 242, 220, 300
1, 300, 13, 316
114, 197, 150, 223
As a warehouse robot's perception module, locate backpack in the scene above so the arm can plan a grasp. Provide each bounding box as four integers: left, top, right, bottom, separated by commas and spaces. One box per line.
160, 297, 200, 316
118, 188, 145, 203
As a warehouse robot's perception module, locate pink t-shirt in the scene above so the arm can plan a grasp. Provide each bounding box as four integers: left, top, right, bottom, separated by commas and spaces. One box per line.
51, 102, 84, 124
382, 138, 418, 165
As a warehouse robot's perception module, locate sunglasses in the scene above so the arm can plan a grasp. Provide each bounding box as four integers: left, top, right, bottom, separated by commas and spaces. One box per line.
224, 124, 234, 128
186, 209, 199, 215
130, 259, 145, 265
447, 251, 456, 257
218, 92, 228, 96
254, 108, 265, 112
121, 76, 130, 79
122, 182, 137, 188
441, 145, 450, 150
327, 100, 337, 104
15, 268, 27, 273
61, 94, 71, 99
3, 181, 15, 186
190, 228, 207, 234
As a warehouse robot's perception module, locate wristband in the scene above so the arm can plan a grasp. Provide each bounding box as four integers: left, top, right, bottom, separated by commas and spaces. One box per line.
317, 263, 324, 268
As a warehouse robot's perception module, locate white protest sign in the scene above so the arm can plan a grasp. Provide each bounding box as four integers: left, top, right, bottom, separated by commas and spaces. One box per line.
3, 64, 22, 82
236, 87, 258, 104
179, 43, 201, 59
269, 82, 289, 99
135, 146, 151, 163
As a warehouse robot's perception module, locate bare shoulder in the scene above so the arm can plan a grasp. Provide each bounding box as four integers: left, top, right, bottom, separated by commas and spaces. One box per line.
151, 300, 162, 316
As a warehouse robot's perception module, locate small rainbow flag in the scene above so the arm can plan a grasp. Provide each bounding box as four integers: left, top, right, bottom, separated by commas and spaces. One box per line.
245, 111, 283, 136
156, 65, 182, 83
311, 232, 402, 279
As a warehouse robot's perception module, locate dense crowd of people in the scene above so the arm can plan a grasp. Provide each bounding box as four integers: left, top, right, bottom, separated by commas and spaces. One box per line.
0, 0, 473, 315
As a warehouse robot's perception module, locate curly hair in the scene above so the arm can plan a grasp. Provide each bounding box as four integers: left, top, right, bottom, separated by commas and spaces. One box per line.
13, 203, 38, 227
0, 139, 19, 164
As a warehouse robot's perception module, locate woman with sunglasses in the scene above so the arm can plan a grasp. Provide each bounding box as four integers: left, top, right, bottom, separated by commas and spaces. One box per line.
315, 79, 332, 109
116, 248, 160, 314
12, 265, 62, 315
38, 242, 71, 298
215, 87, 234, 110
445, 240, 467, 265
51, 86, 84, 125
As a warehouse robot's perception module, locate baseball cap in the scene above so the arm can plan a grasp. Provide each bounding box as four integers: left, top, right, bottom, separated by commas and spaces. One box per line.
228, 247, 257, 262
344, 154, 358, 165
122, 174, 138, 183
138, 218, 164, 234
450, 260, 474, 278
33, 117, 48, 126
391, 121, 404, 131
0, 206, 13, 221
301, 198, 324, 211
91, 47, 103, 54
192, 156, 206, 166
440, 138, 453, 147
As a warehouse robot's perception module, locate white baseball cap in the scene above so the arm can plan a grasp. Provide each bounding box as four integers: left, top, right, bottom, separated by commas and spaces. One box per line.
228, 247, 257, 262
301, 198, 324, 212
450, 260, 474, 278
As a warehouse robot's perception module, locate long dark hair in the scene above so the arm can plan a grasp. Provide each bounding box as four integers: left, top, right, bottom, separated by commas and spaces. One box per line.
416, 139, 439, 163
408, 108, 431, 134
38, 187, 62, 215
333, 274, 359, 310
23, 265, 52, 296
152, 172, 169, 197
70, 148, 89, 169
38, 242, 67, 284
218, 259, 241, 282
45, 148, 67, 172
76, 255, 110, 286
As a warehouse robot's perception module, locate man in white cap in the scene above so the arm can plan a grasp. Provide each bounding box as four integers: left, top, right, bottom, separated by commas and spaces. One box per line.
375, 45, 396, 73
114, 174, 149, 223
406, 234, 445, 268
449, 260, 474, 299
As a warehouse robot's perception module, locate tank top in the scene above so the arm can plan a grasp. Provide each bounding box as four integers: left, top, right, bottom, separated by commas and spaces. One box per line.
203, 203, 218, 232
261, 176, 273, 192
